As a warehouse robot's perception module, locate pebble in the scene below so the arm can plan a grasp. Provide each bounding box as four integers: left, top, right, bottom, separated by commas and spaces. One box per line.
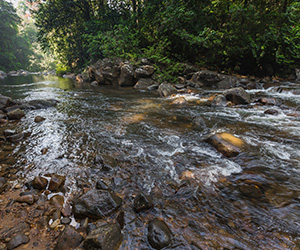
50, 219, 60, 229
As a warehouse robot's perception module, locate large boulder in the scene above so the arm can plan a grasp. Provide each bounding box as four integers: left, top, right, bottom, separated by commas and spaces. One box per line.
190, 70, 223, 88
205, 132, 246, 157
134, 65, 155, 79
82, 223, 122, 250
148, 219, 172, 249
158, 83, 177, 97
224, 87, 251, 105
118, 64, 135, 86
54, 225, 84, 250
134, 78, 158, 90
73, 190, 122, 219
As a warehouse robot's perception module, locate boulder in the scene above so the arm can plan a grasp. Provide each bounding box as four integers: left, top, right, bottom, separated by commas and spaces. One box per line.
158, 83, 177, 97
6, 233, 30, 250
7, 109, 25, 120
0, 177, 7, 194
54, 225, 84, 250
133, 192, 153, 213
190, 70, 224, 88
205, 132, 245, 157
134, 78, 158, 90
134, 65, 155, 79
118, 64, 135, 86
211, 94, 227, 107
224, 87, 251, 105
148, 219, 172, 249
83, 223, 122, 250
32, 176, 48, 190
73, 190, 122, 219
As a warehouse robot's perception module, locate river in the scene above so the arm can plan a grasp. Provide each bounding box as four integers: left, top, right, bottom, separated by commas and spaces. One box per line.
0, 74, 299, 249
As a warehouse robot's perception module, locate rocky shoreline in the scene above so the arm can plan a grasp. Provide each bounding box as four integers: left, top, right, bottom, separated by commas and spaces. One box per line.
0, 59, 299, 249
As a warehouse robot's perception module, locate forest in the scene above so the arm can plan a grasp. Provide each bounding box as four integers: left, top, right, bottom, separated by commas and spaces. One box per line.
1, 0, 300, 78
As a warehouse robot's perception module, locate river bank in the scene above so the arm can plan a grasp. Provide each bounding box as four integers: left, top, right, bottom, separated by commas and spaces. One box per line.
0, 64, 299, 249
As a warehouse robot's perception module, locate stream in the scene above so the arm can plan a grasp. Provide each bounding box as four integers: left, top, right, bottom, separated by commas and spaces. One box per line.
0, 74, 300, 249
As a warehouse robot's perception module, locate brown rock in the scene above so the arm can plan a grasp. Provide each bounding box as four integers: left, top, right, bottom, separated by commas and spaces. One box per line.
34, 116, 46, 123
7, 109, 25, 120
224, 87, 251, 105
264, 109, 279, 115
48, 175, 65, 192
32, 176, 48, 190
54, 225, 83, 250
171, 97, 187, 105
50, 195, 64, 208
6, 233, 29, 250
16, 195, 35, 205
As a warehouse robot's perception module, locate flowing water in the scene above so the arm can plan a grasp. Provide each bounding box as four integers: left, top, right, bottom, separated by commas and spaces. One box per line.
0, 75, 300, 249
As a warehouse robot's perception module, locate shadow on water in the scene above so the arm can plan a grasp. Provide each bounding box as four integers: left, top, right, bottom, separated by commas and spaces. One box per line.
0, 75, 300, 248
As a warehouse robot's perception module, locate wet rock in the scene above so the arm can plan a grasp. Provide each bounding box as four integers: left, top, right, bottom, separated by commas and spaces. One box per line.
0, 95, 14, 109
7, 109, 25, 120
0, 110, 7, 120
158, 83, 177, 97
54, 225, 84, 250
32, 176, 48, 190
6, 233, 29, 250
217, 78, 234, 89
257, 97, 277, 106
224, 87, 250, 105
6, 131, 31, 143
48, 175, 65, 191
148, 219, 172, 249
61, 217, 71, 225
73, 190, 122, 219
211, 94, 227, 107
116, 211, 125, 229
134, 78, 158, 90
16, 195, 35, 205
0, 222, 30, 241
191, 116, 206, 130
50, 195, 64, 208
53, 210, 61, 221
0, 177, 7, 193
239, 183, 264, 199
83, 223, 122, 250
246, 81, 257, 90
174, 83, 186, 89
134, 65, 155, 79
96, 179, 109, 190
34, 116, 46, 123
264, 109, 279, 115
62, 204, 72, 217
118, 64, 135, 87
133, 192, 153, 212
171, 97, 187, 105
205, 133, 245, 157
24, 99, 58, 110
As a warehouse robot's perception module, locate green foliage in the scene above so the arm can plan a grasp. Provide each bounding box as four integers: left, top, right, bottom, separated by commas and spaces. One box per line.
56, 64, 70, 75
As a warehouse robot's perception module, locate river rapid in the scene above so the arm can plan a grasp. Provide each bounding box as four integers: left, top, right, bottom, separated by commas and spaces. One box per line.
0, 74, 300, 249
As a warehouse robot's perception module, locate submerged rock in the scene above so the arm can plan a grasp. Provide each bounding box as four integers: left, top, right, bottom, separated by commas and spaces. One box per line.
205, 132, 245, 157
6, 131, 31, 143
6, 232, 29, 250
83, 223, 122, 250
211, 94, 227, 107
7, 109, 25, 120
148, 219, 172, 249
224, 87, 250, 105
73, 190, 122, 219
133, 192, 153, 213
23, 99, 58, 110
158, 83, 177, 97
54, 225, 84, 250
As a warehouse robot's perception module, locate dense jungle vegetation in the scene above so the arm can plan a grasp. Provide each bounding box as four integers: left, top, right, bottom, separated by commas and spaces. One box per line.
1, 0, 300, 78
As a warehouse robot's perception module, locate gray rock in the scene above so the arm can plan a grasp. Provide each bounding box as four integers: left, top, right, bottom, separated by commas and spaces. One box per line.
211, 94, 227, 107
158, 83, 177, 97
224, 87, 251, 105
73, 190, 122, 219
54, 225, 84, 250
190, 70, 223, 87
0, 222, 30, 241
0, 177, 7, 194
0, 95, 14, 109
118, 64, 135, 86
26, 99, 58, 109
148, 219, 172, 249
7, 109, 25, 120
7, 233, 29, 250
133, 192, 153, 213
134, 65, 155, 79
6, 131, 31, 143
83, 223, 122, 250
96, 179, 109, 190
134, 78, 158, 90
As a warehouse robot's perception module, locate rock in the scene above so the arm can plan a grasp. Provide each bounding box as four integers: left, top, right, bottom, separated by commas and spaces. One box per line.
224, 87, 251, 105
191, 116, 206, 130
264, 109, 279, 115
0, 95, 14, 109
32, 176, 48, 190
0, 71, 7, 79
171, 97, 187, 105
0, 222, 30, 241
205, 133, 245, 157
134, 78, 158, 90
158, 83, 177, 97
148, 219, 172, 249
246, 81, 257, 90
134, 65, 155, 79
48, 175, 65, 191
82, 223, 122, 250
190, 70, 224, 88
54, 225, 84, 250
50, 219, 61, 229
34, 116, 46, 123
118, 64, 135, 86
50, 195, 64, 208
7, 109, 25, 120
6, 233, 29, 250
16, 195, 35, 205
6, 131, 31, 143
96, 180, 109, 190
133, 192, 153, 213
73, 190, 122, 219
0, 177, 7, 194
211, 94, 227, 107
61, 217, 71, 225
91, 81, 99, 86
217, 78, 234, 89
76, 74, 85, 83
24, 99, 58, 110
258, 97, 277, 106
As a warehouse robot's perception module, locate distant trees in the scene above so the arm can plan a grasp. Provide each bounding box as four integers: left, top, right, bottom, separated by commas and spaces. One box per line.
31, 0, 300, 76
